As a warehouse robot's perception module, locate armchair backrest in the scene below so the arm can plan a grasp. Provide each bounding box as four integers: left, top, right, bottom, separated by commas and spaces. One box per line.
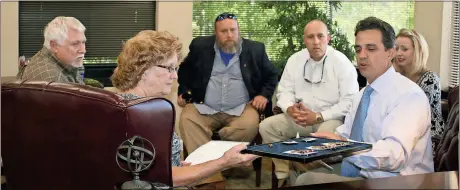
447, 86, 459, 111
434, 86, 459, 172
1, 80, 175, 189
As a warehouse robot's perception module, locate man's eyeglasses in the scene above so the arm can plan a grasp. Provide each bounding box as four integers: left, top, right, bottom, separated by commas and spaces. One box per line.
156, 65, 179, 73
215, 13, 237, 22
303, 56, 327, 84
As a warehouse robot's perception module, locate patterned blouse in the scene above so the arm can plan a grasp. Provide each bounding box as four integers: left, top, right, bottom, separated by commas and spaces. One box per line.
416, 71, 445, 138
119, 93, 182, 167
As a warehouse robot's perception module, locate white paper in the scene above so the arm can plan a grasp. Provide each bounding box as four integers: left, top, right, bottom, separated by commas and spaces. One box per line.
184, 140, 249, 165
346, 138, 372, 145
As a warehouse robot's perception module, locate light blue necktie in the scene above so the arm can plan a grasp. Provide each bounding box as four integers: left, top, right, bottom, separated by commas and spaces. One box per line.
341, 86, 374, 177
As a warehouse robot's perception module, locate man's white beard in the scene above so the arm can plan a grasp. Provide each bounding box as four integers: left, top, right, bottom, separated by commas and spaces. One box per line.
70, 57, 84, 68
71, 62, 83, 68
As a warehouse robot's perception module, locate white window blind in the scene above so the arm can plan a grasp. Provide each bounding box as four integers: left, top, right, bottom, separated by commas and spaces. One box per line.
450, 1, 460, 88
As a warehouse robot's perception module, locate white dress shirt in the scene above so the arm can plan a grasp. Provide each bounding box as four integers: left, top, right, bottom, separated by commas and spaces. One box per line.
337, 66, 434, 178
277, 46, 359, 121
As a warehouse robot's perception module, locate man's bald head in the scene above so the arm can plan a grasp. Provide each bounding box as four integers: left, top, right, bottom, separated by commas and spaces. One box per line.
303, 19, 330, 61
304, 19, 328, 34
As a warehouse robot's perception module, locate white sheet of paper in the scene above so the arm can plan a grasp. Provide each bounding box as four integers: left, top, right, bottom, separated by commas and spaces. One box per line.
184, 140, 249, 165
347, 138, 372, 145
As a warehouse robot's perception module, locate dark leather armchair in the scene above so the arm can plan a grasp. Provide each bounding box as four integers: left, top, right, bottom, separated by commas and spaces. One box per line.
1, 80, 176, 190
434, 86, 459, 172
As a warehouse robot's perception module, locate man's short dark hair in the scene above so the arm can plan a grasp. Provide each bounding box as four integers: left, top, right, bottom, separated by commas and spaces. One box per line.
354, 16, 395, 50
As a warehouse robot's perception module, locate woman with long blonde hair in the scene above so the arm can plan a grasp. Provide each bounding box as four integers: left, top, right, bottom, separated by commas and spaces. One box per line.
394, 28, 444, 143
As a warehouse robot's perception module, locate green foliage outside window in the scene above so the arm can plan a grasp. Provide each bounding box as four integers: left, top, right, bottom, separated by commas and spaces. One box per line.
192, 1, 414, 78
259, 1, 353, 77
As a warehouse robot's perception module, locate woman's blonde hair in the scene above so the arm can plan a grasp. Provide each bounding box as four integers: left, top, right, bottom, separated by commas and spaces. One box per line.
396, 28, 429, 78
111, 30, 182, 91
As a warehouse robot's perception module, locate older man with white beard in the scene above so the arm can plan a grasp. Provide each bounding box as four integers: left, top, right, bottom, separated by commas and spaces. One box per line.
18, 16, 86, 84
177, 12, 278, 186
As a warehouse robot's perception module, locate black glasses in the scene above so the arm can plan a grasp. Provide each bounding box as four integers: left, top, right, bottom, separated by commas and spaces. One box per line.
156, 65, 179, 73
215, 13, 237, 22
303, 56, 327, 84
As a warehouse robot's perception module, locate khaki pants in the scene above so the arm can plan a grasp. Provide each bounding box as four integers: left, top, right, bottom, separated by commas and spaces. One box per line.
178, 103, 259, 184
293, 162, 364, 186
258, 113, 343, 180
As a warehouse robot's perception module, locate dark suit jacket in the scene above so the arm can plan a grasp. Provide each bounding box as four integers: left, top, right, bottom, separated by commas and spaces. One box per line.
178, 35, 278, 104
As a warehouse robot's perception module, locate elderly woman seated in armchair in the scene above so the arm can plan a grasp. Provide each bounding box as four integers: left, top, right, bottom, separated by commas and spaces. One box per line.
110, 30, 258, 187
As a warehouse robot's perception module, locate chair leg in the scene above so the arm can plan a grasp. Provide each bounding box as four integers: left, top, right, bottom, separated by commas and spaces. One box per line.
271, 161, 278, 189
253, 157, 262, 187
252, 132, 263, 187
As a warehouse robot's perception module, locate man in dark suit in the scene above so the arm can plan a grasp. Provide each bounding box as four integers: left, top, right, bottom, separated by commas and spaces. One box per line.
177, 12, 278, 184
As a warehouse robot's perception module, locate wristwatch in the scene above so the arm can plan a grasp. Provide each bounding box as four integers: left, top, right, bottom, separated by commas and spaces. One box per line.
315, 112, 324, 123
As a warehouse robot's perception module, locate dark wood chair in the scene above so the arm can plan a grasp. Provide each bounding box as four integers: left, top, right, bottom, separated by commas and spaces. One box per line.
209, 111, 267, 188
270, 106, 283, 189
183, 101, 274, 188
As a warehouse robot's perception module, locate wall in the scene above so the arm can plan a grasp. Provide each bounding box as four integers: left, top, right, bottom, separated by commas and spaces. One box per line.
156, 1, 193, 132
414, 1, 452, 90
156, 1, 193, 103
440, 2, 453, 90
1, 2, 19, 80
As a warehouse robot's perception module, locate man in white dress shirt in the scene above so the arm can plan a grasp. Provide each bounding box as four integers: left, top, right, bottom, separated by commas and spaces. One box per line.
258, 19, 359, 186
295, 16, 434, 185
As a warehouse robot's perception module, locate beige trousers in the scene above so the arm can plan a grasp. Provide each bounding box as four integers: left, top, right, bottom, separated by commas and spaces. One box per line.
293, 162, 364, 186
258, 113, 343, 180
178, 103, 259, 184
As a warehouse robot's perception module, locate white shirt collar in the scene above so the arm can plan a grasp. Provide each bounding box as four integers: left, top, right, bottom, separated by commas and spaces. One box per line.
369, 66, 396, 93
303, 46, 331, 83
307, 46, 330, 63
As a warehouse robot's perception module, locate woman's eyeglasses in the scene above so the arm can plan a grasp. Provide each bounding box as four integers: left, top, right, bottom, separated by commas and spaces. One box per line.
215, 13, 237, 22
156, 65, 179, 73
303, 56, 327, 84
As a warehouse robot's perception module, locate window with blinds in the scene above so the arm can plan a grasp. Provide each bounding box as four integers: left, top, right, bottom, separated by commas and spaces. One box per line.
19, 1, 156, 64
450, 1, 460, 88
192, 1, 414, 62
328, 1, 414, 45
